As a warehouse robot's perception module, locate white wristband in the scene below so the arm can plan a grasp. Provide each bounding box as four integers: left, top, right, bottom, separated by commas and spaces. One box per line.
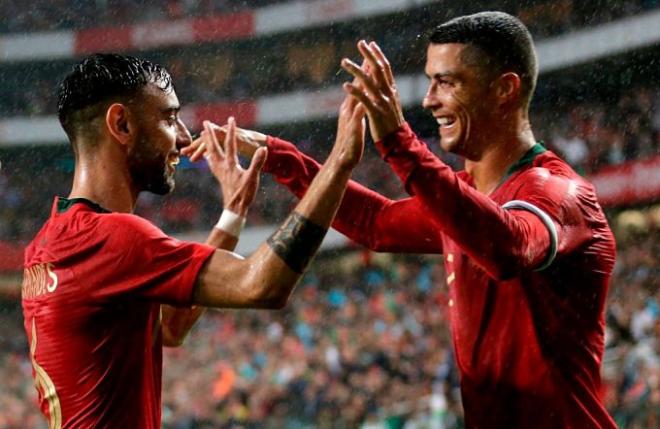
214, 209, 246, 237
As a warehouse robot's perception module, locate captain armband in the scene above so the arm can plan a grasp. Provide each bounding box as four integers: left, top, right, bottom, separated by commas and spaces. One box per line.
267, 212, 327, 273
502, 200, 558, 271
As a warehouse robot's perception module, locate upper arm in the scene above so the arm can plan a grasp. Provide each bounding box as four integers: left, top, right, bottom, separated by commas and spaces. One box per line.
192, 249, 251, 308
192, 247, 296, 309
502, 201, 557, 271
501, 169, 592, 270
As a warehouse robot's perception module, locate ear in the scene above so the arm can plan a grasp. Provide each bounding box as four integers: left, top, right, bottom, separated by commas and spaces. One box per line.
495, 72, 521, 107
105, 103, 132, 146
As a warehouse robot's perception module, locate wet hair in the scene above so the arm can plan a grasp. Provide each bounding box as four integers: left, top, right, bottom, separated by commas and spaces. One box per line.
428, 11, 538, 107
57, 53, 173, 144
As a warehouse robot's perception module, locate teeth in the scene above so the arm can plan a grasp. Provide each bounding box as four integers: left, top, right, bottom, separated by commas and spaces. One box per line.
437, 117, 454, 126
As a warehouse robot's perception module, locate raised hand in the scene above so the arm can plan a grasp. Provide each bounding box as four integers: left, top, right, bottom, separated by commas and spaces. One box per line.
327, 94, 367, 170
341, 40, 405, 142
183, 123, 267, 163
201, 118, 267, 215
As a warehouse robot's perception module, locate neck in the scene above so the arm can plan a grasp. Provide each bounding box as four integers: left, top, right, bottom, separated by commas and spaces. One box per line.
465, 111, 536, 194
68, 142, 138, 213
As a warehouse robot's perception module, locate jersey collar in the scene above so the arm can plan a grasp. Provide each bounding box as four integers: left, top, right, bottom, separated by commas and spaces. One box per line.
505, 142, 547, 177
487, 142, 546, 195
56, 197, 111, 214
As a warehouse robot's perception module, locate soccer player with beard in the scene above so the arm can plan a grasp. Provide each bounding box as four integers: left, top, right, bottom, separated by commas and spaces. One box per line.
21, 53, 366, 428
189, 12, 618, 429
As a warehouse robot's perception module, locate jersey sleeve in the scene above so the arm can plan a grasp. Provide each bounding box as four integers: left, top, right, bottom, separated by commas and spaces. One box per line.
374, 123, 591, 279
263, 136, 443, 254
501, 167, 597, 262
84, 214, 216, 306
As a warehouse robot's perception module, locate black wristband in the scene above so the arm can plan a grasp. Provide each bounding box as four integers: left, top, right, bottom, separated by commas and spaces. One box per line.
267, 212, 327, 273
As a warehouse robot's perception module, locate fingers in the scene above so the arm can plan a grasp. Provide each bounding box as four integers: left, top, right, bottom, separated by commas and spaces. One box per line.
341, 58, 381, 103
368, 41, 395, 87
352, 102, 367, 123
356, 40, 389, 90
180, 138, 199, 156
350, 59, 368, 87
203, 120, 224, 161
224, 117, 237, 164
342, 82, 378, 114
189, 136, 207, 162
246, 146, 268, 178
187, 119, 244, 164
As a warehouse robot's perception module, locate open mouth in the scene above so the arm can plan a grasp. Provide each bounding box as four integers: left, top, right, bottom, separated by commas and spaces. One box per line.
167, 157, 180, 170
436, 116, 457, 128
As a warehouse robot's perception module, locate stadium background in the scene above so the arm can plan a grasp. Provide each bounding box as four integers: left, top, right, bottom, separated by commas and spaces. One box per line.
0, 0, 658, 427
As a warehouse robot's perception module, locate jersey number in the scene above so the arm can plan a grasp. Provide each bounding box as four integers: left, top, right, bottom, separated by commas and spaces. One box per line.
30, 318, 62, 429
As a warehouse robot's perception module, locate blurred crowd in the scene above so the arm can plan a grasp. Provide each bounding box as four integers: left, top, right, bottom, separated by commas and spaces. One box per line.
0, 6, 421, 117
1, 84, 658, 243
0, 214, 658, 428
3, 1, 660, 119
1, 1, 658, 427
0, 0, 657, 35
535, 86, 660, 174
0, 0, 290, 34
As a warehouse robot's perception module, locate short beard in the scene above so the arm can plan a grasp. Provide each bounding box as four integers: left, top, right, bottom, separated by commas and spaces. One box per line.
127, 134, 174, 195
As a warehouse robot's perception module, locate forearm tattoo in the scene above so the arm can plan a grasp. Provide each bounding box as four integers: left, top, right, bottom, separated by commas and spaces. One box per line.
267, 212, 327, 273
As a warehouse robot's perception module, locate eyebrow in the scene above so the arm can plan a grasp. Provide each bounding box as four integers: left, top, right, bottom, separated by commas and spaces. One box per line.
161, 106, 180, 114
426, 72, 459, 80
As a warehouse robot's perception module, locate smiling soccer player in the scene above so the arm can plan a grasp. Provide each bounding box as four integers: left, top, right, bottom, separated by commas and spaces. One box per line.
22, 53, 366, 428
191, 12, 618, 429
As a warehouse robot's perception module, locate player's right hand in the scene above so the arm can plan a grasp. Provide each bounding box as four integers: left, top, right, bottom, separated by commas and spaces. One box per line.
327, 94, 366, 170
201, 118, 268, 215
183, 123, 267, 162
341, 40, 405, 143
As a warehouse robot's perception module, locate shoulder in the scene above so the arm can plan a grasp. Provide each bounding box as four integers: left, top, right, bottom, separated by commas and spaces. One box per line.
96, 213, 167, 242
514, 152, 594, 199
511, 156, 606, 228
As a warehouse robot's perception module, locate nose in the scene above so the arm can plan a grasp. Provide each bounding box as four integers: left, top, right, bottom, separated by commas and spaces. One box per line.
422, 82, 438, 110
176, 118, 193, 150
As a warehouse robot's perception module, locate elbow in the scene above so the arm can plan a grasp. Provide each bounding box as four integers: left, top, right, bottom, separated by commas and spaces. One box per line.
163, 337, 186, 348
484, 246, 538, 281
364, 234, 395, 253
266, 294, 290, 310
249, 293, 291, 310
162, 330, 187, 348
487, 263, 518, 282
243, 274, 294, 310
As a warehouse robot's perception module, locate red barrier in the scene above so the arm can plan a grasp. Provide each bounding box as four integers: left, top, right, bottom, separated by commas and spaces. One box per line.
0, 241, 23, 273
588, 156, 660, 207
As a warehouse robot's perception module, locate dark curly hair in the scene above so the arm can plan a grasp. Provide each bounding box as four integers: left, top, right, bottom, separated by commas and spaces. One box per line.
57, 53, 173, 143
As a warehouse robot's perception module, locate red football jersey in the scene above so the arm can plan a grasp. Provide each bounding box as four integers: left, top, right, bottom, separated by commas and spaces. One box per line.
22, 197, 215, 428
263, 123, 617, 428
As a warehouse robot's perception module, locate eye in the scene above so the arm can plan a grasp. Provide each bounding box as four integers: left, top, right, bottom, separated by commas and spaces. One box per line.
167, 113, 178, 125
437, 78, 453, 87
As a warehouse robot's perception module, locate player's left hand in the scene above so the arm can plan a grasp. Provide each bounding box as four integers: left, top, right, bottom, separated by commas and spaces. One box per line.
341, 40, 405, 142
201, 118, 268, 215
183, 124, 267, 163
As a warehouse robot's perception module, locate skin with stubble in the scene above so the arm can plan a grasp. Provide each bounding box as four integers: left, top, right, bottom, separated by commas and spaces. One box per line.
125, 85, 187, 196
